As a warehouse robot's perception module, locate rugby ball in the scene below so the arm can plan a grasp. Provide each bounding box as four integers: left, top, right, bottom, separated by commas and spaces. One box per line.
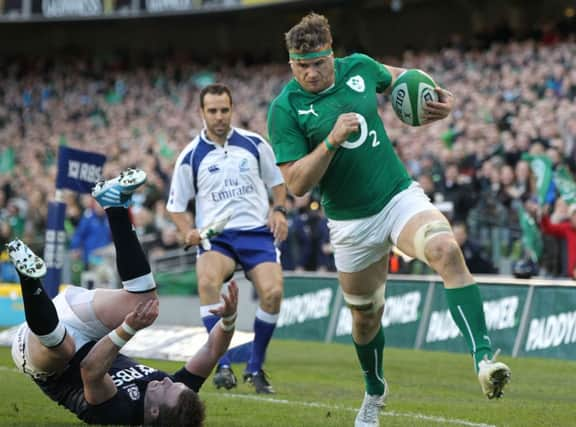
390, 69, 438, 126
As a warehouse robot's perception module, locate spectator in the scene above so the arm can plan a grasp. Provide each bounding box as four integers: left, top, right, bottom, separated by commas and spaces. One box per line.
514, 160, 535, 200
69, 198, 112, 270
2, 34, 576, 273
149, 226, 181, 258
540, 202, 576, 279
452, 222, 497, 274
440, 163, 478, 222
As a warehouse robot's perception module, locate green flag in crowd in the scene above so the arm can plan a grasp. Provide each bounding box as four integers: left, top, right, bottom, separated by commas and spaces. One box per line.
554, 165, 576, 205
440, 128, 456, 149
517, 204, 542, 262
157, 133, 175, 160
105, 90, 123, 105
522, 153, 553, 205
0, 146, 14, 173
191, 71, 215, 88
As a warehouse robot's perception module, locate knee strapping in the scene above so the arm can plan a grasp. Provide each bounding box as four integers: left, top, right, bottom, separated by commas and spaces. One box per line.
413, 220, 452, 264
342, 283, 386, 312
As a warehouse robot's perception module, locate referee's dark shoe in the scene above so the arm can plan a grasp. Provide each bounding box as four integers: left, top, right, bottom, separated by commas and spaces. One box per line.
244, 370, 275, 394
213, 365, 237, 390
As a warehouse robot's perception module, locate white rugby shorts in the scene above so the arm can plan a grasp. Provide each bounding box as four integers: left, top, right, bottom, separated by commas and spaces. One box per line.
11, 286, 109, 379
328, 182, 436, 273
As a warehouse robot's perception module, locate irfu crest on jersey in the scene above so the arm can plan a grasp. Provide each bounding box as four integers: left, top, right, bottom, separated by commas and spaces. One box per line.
346, 75, 365, 93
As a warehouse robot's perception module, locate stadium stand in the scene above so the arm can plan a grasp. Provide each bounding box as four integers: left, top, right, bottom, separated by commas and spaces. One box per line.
1, 0, 576, 285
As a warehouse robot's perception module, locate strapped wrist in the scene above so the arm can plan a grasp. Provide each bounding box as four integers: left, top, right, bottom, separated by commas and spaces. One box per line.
222, 312, 237, 323
219, 318, 236, 332
220, 312, 237, 332
108, 330, 127, 348
121, 321, 137, 336
324, 137, 338, 152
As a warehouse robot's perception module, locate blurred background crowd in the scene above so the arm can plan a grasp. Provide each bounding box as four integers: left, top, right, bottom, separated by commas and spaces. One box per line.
1, 5, 576, 284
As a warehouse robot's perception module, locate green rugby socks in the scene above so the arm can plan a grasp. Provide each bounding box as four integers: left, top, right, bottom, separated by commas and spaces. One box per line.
445, 285, 492, 371
354, 326, 386, 396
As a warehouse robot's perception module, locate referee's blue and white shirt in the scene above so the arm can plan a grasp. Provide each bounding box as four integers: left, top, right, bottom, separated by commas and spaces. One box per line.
167, 127, 284, 230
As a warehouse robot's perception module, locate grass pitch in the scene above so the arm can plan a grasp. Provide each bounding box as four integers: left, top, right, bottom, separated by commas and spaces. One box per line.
0, 340, 574, 426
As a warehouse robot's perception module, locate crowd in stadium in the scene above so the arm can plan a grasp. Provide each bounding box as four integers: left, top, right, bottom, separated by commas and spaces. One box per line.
1, 32, 576, 281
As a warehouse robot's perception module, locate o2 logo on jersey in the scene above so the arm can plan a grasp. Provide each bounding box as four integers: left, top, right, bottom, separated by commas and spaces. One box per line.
125, 385, 140, 401
341, 113, 380, 149
239, 158, 250, 173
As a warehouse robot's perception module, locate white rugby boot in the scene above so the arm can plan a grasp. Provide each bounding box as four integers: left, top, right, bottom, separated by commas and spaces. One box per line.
6, 239, 47, 279
478, 350, 511, 399
354, 379, 389, 427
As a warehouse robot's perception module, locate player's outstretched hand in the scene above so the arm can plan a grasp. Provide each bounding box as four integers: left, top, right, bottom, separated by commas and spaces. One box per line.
125, 298, 159, 331
423, 87, 454, 123
209, 280, 239, 319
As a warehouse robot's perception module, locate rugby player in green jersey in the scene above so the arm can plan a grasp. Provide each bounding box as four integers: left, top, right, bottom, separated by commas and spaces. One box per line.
268, 13, 511, 427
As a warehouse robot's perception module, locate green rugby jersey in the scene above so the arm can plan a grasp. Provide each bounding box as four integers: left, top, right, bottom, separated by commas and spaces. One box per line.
268, 53, 412, 220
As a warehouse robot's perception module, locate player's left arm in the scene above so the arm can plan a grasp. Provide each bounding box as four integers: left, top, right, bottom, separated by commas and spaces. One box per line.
260, 140, 288, 242
258, 140, 288, 242
269, 184, 288, 243
185, 281, 238, 378
383, 63, 454, 123
80, 299, 159, 405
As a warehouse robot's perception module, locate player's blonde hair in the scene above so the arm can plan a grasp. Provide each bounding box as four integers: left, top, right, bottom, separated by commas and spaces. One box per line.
285, 13, 333, 53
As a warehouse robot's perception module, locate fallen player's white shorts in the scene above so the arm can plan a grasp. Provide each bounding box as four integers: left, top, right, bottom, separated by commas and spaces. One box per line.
328, 182, 436, 273
11, 286, 109, 379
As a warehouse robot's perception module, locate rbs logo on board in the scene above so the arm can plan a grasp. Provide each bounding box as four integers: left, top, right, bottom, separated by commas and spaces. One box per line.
67, 161, 103, 183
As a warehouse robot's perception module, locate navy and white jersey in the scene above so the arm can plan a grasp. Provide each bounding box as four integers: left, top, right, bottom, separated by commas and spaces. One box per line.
167, 127, 284, 230
35, 342, 205, 426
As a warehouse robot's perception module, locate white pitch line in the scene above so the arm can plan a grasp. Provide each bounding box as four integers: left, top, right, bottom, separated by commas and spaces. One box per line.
205, 392, 496, 427
0, 366, 495, 427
